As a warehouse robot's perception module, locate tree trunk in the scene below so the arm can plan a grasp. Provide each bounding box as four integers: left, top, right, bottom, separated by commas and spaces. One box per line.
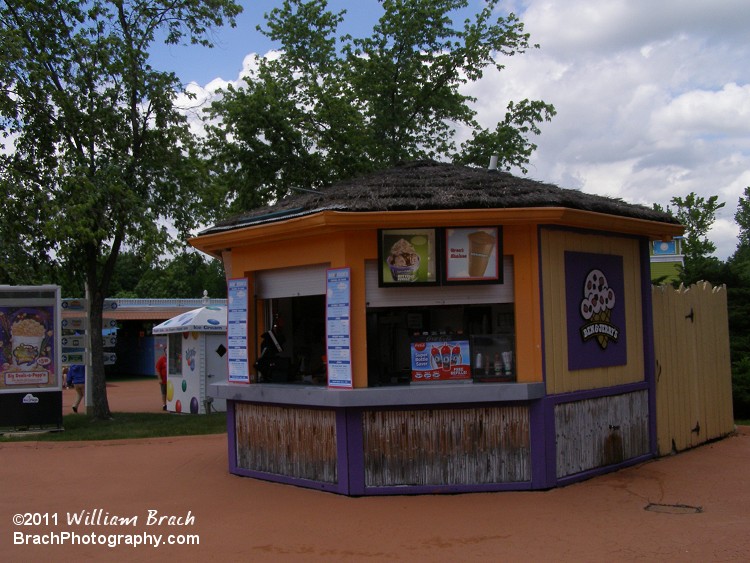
87, 283, 111, 419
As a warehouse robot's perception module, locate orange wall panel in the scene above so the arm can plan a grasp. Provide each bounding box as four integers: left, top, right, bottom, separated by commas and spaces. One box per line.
226, 224, 544, 387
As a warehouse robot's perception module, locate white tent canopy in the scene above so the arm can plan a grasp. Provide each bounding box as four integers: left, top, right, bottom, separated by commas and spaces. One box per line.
152, 305, 227, 334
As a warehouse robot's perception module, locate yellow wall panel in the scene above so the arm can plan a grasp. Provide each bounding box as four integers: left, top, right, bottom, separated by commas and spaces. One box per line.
541, 229, 644, 395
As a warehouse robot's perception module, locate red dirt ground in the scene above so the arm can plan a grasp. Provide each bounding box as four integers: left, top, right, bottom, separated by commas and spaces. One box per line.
2, 379, 749, 562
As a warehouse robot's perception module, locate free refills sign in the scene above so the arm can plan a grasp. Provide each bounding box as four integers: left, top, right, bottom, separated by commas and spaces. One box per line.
410, 339, 471, 382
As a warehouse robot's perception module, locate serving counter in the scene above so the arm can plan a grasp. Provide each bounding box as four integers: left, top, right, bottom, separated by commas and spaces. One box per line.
213, 381, 547, 495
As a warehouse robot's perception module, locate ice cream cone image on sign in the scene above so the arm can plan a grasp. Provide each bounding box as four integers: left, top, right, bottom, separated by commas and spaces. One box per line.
579, 269, 618, 349
591, 310, 612, 348
467, 231, 496, 277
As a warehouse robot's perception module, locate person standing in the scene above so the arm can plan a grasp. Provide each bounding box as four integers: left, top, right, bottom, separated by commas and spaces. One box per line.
256, 323, 284, 382
156, 350, 168, 410
66, 364, 85, 413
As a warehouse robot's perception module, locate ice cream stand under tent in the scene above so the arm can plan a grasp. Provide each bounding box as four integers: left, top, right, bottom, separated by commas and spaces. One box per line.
152, 306, 228, 414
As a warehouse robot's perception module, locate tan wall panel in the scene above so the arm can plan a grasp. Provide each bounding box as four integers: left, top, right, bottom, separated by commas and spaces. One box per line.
541, 230, 644, 394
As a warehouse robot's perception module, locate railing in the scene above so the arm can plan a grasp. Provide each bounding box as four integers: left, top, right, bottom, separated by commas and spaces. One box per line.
111, 298, 226, 308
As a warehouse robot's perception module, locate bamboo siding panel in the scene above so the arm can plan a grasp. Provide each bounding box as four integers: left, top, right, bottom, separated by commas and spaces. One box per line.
555, 391, 649, 478
362, 406, 531, 487
540, 230, 644, 394
235, 403, 337, 483
652, 283, 734, 455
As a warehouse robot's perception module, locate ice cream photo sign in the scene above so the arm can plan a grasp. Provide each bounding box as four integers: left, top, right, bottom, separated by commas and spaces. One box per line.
378, 227, 503, 287
378, 229, 437, 286
564, 251, 627, 371
444, 227, 502, 283
0, 304, 57, 391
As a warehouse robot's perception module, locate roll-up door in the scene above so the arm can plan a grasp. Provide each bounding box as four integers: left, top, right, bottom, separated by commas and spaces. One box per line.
365, 257, 514, 308
255, 264, 330, 298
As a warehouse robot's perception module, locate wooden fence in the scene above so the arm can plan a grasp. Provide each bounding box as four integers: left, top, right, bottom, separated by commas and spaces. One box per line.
652, 282, 734, 456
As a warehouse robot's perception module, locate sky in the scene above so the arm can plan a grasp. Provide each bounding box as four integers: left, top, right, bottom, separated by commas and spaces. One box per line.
150, 0, 750, 259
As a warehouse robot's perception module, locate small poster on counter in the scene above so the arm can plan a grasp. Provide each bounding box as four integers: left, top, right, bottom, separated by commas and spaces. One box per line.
410, 339, 472, 382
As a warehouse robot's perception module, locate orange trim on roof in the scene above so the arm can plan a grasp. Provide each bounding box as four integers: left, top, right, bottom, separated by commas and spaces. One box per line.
190, 208, 684, 259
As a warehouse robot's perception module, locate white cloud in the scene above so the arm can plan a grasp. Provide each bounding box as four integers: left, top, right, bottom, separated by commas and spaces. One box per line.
711, 218, 740, 261
463, 0, 750, 259
651, 83, 750, 139
520, 0, 750, 56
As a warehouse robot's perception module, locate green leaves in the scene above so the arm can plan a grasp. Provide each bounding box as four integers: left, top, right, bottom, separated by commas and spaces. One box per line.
734, 187, 750, 248
205, 0, 556, 214
0, 0, 242, 418
456, 99, 556, 172
670, 193, 725, 266
0, 0, 242, 274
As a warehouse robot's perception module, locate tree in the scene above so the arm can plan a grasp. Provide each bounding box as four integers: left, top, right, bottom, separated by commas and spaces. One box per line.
734, 186, 750, 248
203, 0, 555, 213
107, 252, 153, 298
127, 251, 227, 298
0, 0, 241, 419
727, 187, 750, 417
455, 99, 557, 173
668, 193, 725, 285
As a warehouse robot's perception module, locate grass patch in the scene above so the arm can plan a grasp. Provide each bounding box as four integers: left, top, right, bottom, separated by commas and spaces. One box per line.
0, 412, 227, 442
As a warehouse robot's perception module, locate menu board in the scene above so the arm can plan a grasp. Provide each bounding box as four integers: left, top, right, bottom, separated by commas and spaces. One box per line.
410, 338, 472, 382
227, 278, 250, 383
326, 268, 353, 388
444, 227, 501, 283
378, 229, 438, 286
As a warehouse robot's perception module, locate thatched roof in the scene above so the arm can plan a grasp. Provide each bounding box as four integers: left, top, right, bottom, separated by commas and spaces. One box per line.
200, 160, 679, 235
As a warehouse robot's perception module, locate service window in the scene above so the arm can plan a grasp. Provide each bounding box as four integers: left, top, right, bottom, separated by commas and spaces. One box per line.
167, 333, 181, 376
254, 264, 329, 384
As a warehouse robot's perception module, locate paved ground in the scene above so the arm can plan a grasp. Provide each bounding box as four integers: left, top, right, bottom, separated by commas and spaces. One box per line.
61, 377, 165, 414
2, 379, 749, 562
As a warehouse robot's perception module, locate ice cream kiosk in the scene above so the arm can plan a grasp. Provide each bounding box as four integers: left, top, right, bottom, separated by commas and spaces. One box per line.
152, 306, 227, 414
190, 160, 690, 495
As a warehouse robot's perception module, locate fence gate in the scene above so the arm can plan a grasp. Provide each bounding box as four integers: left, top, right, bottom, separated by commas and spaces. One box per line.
652, 282, 734, 455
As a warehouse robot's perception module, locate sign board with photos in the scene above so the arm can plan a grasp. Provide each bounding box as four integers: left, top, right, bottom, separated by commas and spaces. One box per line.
378, 227, 503, 288
444, 226, 502, 284
378, 228, 438, 287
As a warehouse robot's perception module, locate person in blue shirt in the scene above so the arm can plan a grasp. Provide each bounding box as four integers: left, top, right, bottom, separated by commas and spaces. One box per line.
66, 364, 85, 413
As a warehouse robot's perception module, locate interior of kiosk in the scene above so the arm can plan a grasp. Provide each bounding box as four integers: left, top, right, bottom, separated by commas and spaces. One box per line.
259, 297, 515, 387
